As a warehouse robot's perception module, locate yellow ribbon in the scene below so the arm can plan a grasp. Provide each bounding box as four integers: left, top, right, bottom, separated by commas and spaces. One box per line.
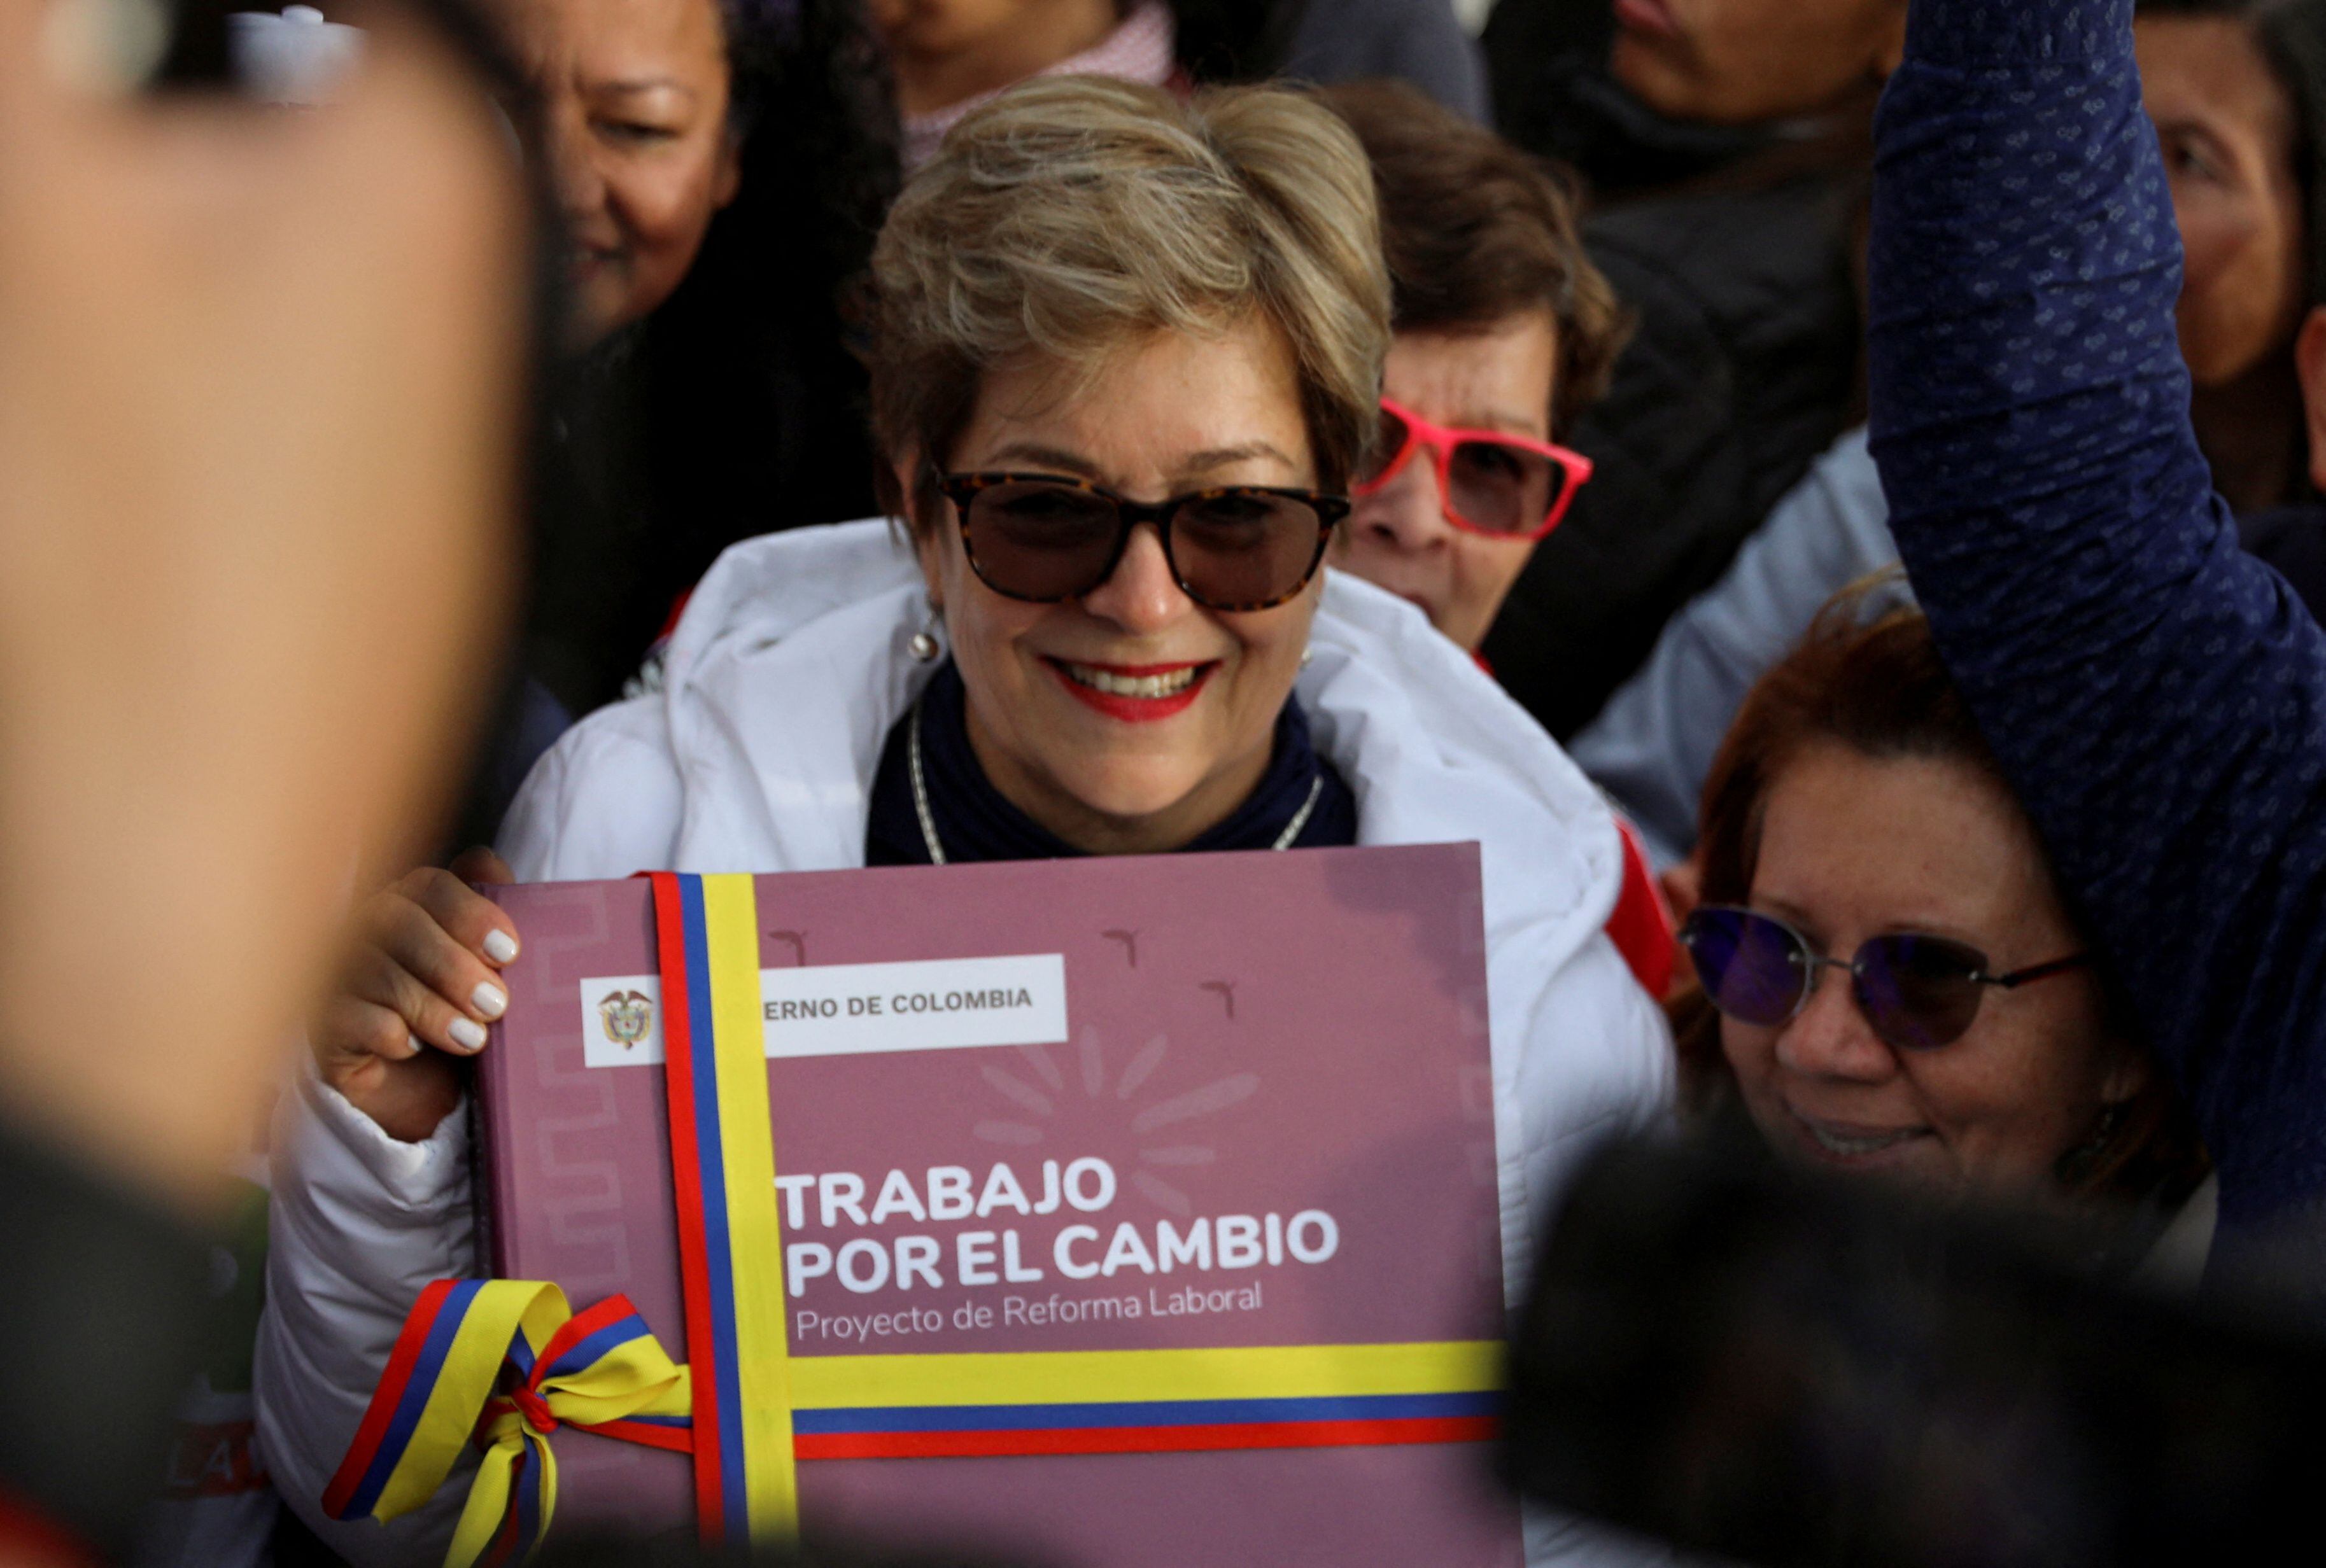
443, 1284, 689, 1568
321, 1278, 688, 1568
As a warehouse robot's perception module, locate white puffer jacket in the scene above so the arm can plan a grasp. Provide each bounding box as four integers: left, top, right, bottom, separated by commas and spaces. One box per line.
257, 520, 1675, 1565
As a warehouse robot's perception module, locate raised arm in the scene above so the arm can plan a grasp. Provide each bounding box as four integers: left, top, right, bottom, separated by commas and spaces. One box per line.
1868, 0, 2326, 1239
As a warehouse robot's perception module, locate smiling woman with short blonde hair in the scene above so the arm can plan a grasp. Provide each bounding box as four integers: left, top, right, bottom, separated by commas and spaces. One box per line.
259, 77, 1674, 1565
868, 76, 1391, 524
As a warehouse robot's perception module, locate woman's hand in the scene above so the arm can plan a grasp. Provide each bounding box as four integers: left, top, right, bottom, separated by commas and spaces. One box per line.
313, 848, 521, 1142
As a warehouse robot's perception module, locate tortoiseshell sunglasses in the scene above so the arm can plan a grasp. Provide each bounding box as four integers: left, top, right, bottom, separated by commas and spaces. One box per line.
940, 472, 1351, 613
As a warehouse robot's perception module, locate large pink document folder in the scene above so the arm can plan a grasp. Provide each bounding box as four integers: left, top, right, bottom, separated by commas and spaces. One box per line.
476, 844, 1522, 1564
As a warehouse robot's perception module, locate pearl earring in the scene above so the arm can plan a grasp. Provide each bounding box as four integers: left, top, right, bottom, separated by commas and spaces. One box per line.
909, 601, 943, 664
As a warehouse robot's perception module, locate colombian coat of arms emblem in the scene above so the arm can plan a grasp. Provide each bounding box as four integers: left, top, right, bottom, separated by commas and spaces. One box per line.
596, 990, 654, 1050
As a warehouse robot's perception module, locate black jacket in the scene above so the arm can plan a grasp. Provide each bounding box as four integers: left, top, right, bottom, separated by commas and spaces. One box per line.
1484, 168, 1865, 737
1476, 1, 1868, 736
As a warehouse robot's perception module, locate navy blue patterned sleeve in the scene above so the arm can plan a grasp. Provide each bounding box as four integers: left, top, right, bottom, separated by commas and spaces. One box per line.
1868, 0, 2326, 1235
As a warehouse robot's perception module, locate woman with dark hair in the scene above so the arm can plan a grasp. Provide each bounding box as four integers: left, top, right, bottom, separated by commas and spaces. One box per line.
1670, 594, 2211, 1271
520, 0, 901, 724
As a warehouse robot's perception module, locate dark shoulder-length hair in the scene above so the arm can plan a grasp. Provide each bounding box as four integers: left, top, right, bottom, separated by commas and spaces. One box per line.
642, 0, 900, 533
1317, 78, 1630, 435
533, 0, 901, 713
1672, 585, 2208, 1205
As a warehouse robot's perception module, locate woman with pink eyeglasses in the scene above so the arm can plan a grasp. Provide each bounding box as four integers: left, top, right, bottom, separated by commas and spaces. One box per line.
1319, 82, 1625, 659
1320, 83, 1675, 996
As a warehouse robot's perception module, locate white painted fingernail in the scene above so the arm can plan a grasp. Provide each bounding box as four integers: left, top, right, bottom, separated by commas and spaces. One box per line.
472, 982, 508, 1020
448, 1017, 488, 1052
483, 930, 519, 965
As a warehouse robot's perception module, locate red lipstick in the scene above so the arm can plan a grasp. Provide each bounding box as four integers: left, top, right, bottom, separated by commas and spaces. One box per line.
1043, 658, 1215, 724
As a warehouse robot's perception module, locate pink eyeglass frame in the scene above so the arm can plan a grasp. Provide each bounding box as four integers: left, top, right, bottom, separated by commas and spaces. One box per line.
1355, 397, 1596, 542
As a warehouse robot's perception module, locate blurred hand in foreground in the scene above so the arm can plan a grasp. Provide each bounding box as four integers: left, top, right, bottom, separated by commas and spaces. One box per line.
0, 0, 530, 1215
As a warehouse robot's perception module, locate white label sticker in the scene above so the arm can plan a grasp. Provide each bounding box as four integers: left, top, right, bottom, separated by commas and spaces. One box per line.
759, 954, 1068, 1058
577, 955, 1067, 1068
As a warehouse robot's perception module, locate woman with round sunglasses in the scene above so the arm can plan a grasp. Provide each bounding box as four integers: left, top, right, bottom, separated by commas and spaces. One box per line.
1667, 594, 2208, 1256
259, 76, 1674, 1562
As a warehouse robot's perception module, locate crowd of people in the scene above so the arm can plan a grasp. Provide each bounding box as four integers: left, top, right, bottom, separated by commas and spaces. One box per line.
5, 0, 2326, 1564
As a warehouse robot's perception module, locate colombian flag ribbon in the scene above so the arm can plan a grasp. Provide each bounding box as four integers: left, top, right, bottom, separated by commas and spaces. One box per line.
784, 1341, 1502, 1457
324, 1294, 1500, 1562
320, 1281, 687, 1568
325, 872, 1505, 1563
649, 871, 796, 1544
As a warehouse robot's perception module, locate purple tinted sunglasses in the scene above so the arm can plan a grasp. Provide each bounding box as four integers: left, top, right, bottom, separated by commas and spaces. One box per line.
1679, 906, 2092, 1053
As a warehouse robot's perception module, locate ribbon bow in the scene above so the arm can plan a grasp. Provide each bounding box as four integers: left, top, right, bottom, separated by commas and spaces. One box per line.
323, 1280, 693, 1568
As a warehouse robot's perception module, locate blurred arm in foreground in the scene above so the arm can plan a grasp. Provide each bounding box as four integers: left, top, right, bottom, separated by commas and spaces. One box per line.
0, 0, 528, 1554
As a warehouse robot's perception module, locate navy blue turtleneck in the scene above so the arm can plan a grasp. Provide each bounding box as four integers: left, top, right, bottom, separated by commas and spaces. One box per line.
864, 661, 1357, 865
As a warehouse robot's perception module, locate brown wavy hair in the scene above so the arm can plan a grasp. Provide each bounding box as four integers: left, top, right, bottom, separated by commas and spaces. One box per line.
1318, 78, 1631, 435
1674, 585, 2207, 1204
